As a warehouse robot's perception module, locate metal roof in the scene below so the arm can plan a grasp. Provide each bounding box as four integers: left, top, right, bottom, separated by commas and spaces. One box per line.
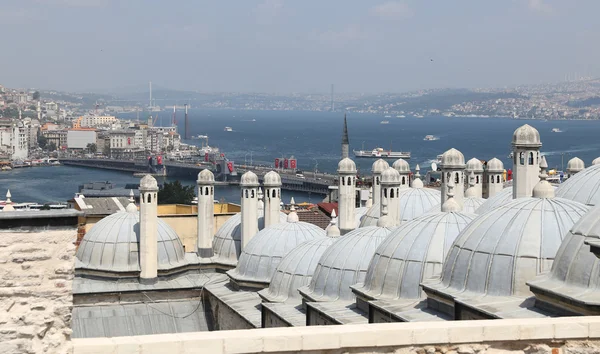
556, 164, 600, 206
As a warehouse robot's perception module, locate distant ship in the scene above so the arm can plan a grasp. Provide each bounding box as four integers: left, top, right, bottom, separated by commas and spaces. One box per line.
380, 120, 390, 124
414, 114, 424, 118
191, 134, 208, 139
424, 135, 439, 141
396, 115, 406, 118
384, 115, 392, 118
353, 147, 410, 159
224, 127, 233, 132
552, 128, 563, 133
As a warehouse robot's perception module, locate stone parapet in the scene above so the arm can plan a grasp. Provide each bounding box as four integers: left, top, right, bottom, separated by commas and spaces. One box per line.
74, 316, 600, 354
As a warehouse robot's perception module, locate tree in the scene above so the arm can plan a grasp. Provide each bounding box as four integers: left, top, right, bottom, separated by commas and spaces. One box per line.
157, 180, 195, 205
47, 142, 57, 152
38, 135, 48, 149
32, 91, 40, 100
86, 143, 97, 154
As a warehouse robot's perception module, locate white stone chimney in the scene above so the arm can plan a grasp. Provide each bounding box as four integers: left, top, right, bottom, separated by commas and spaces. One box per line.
240, 171, 259, 249
139, 175, 159, 283
371, 159, 389, 207
381, 167, 401, 227
337, 157, 357, 234
197, 169, 215, 258
263, 171, 282, 228
512, 124, 542, 198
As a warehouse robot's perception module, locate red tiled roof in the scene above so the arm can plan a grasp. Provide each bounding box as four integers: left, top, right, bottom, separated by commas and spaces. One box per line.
317, 202, 338, 217
296, 209, 331, 230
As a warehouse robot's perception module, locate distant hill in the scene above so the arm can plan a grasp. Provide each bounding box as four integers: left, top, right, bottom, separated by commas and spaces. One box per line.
567, 96, 600, 108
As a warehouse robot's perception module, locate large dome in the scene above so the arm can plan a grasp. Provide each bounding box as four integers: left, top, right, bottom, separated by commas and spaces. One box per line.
352, 210, 476, 301
428, 197, 588, 298
226, 219, 325, 286
359, 187, 440, 227
556, 164, 600, 206
258, 236, 338, 303
298, 226, 393, 302
76, 211, 186, 273
212, 211, 287, 266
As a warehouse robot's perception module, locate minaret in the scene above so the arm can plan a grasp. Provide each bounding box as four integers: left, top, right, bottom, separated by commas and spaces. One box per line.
240, 171, 259, 249
566, 157, 584, 179
380, 167, 401, 227
532, 157, 554, 199
485, 157, 504, 198
139, 175, 159, 283
337, 157, 357, 234
326, 209, 341, 237
512, 124, 542, 198
341, 114, 349, 159
263, 171, 282, 228
440, 148, 466, 207
197, 169, 215, 258
465, 158, 483, 198
371, 159, 389, 207
392, 159, 411, 189
3, 190, 14, 212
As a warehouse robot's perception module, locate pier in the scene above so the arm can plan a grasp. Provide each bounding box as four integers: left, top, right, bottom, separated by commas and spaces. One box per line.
59, 158, 334, 195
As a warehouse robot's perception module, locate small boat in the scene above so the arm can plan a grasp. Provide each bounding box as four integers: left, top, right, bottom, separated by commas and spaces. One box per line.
396, 115, 405, 118
224, 127, 233, 132
251, 119, 256, 122
424, 135, 439, 141
192, 134, 209, 139
414, 114, 424, 118
552, 128, 563, 133
384, 115, 392, 118
380, 120, 390, 124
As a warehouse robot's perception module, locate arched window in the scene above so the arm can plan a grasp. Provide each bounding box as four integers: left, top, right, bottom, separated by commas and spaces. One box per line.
390, 189, 395, 198
347, 177, 352, 185
272, 190, 276, 198
245, 190, 248, 198
384, 189, 388, 198
497, 175, 500, 183
148, 194, 151, 203
402, 176, 406, 185
528, 152, 534, 165
519, 152, 525, 165
455, 173, 459, 184
476, 176, 480, 184
341, 178, 345, 186
205, 187, 209, 195
251, 190, 255, 198
199, 188, 203, 196
376, 177, 380, 185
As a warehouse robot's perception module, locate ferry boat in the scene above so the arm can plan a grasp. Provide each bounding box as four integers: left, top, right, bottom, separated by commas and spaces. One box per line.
552, 128, 563, 133
384, 115, 392, 118
424, 135, 439, 141
380, 120, 390, 124
353, 147, 410, 159
224, 127, 233, 132
191, 134, 209, 139
396, 115, 405, 118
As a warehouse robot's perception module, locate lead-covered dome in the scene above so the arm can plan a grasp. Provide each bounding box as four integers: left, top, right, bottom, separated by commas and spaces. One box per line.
298, 226, 393, 302
512, 124, 541, 147
392, 159, 410, 174
556, 164, 600, 206
197, 169, 215, 183
381, 167, 400, 184
227, 218, 325, 287
486, 158, 504, 172
428, 197, 588, 298
359, 187, 441, 227
212, 211, 287, 266
76, 211, 186, 273
465, 158, 484, 173
372, 159, 389, 174
567, 157, 585, 174
441, 148, 465, 169
240, 171, 259, 186
140, 175, 158, 189
352, 210, 476, 301
263, 171, 282, 186
338, 158, 357, 173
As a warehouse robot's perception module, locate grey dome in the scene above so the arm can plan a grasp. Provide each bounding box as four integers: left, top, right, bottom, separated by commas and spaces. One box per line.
227, 221, 325, 285
593, 157, 600, 166
475, 187, 513, 214
556, 164, 600, 206
512, 124, 541, 147
441, 148, 465, 169
567, 157, 585, 173
212, 211, 287, 266
240, 171, 259, 186
381, 167, 401, 184
76, 211, 186, 273
486, 158, 504, 173
359, 187, 441, 227
372, 159, 389, 174
258, 236, 338, 303
263, 171, 282, 186
428, 197, 485, 215
338, 158, 357, 173
353, 211, 476, 301
433, 197, 588, 297
528, 204, 600, 297
140, 175, 158, 190
298, 226, 393, 302
197, 169, 214, 184
392, 159, 410, 174
465, 158, 484, 173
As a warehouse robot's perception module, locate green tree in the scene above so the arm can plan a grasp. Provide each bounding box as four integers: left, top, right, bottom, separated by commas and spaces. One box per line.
157, 180, 195, 205
47, 142, 57, 151
32, 91, 40, 100
86, 143, 97, 154
38, 135, 48, 149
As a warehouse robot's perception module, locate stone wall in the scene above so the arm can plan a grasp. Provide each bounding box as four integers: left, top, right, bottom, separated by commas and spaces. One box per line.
0, 228, 76, 354
206, 292, 255, 331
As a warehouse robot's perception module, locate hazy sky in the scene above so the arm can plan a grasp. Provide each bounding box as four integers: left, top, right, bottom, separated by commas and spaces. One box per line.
1, 0, 598, 93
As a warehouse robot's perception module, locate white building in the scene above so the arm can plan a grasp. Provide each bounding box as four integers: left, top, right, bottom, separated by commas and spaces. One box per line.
67, 130, 97, 150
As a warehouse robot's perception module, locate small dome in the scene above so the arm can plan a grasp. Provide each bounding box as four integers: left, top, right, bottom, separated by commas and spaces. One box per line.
338, 158, 357, 174
140, 175, 158, 190
298, 226, 393, 302
227, 221, 325, 285
76, 211, 186, 273
371, 159, 389, 174
359, 187, 441, 227
258, 236, 338, 303
381, 167, 401, 185
392, 159, 410, 174
486, 158, 504, 173
441, 148, 465, 169
475, 187, 512, 214
431, 197, 588, 297
512, 124, 541, 147
240, 171, 259, 186
567, 157, 585, 173
593, 157, 600, 166
556, 164, 600, 205
463, 197, 485, 214
197, 169, 215, 184
263, 171, 282, 187
212, 211, 288, 266
353, 211, 476, 301
465, 158, 484, 173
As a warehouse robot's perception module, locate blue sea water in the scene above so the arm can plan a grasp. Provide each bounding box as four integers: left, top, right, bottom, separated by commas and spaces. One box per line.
2, 110, 600, 204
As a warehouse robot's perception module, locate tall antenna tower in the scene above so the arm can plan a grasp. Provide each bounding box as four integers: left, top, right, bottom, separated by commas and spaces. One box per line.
331, 84, 335, 112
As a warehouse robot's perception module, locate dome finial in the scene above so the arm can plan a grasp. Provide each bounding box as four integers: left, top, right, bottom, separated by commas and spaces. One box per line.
257, 187, 265, 211
287, 198, 299, 222
377, 199, 394, 227
126, 189, 137, 213
441, 178, 462, 212
532, 156, 555, 199
326, 209, 341, 237
411, 165, 424, 188
3, 190, 14, 212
